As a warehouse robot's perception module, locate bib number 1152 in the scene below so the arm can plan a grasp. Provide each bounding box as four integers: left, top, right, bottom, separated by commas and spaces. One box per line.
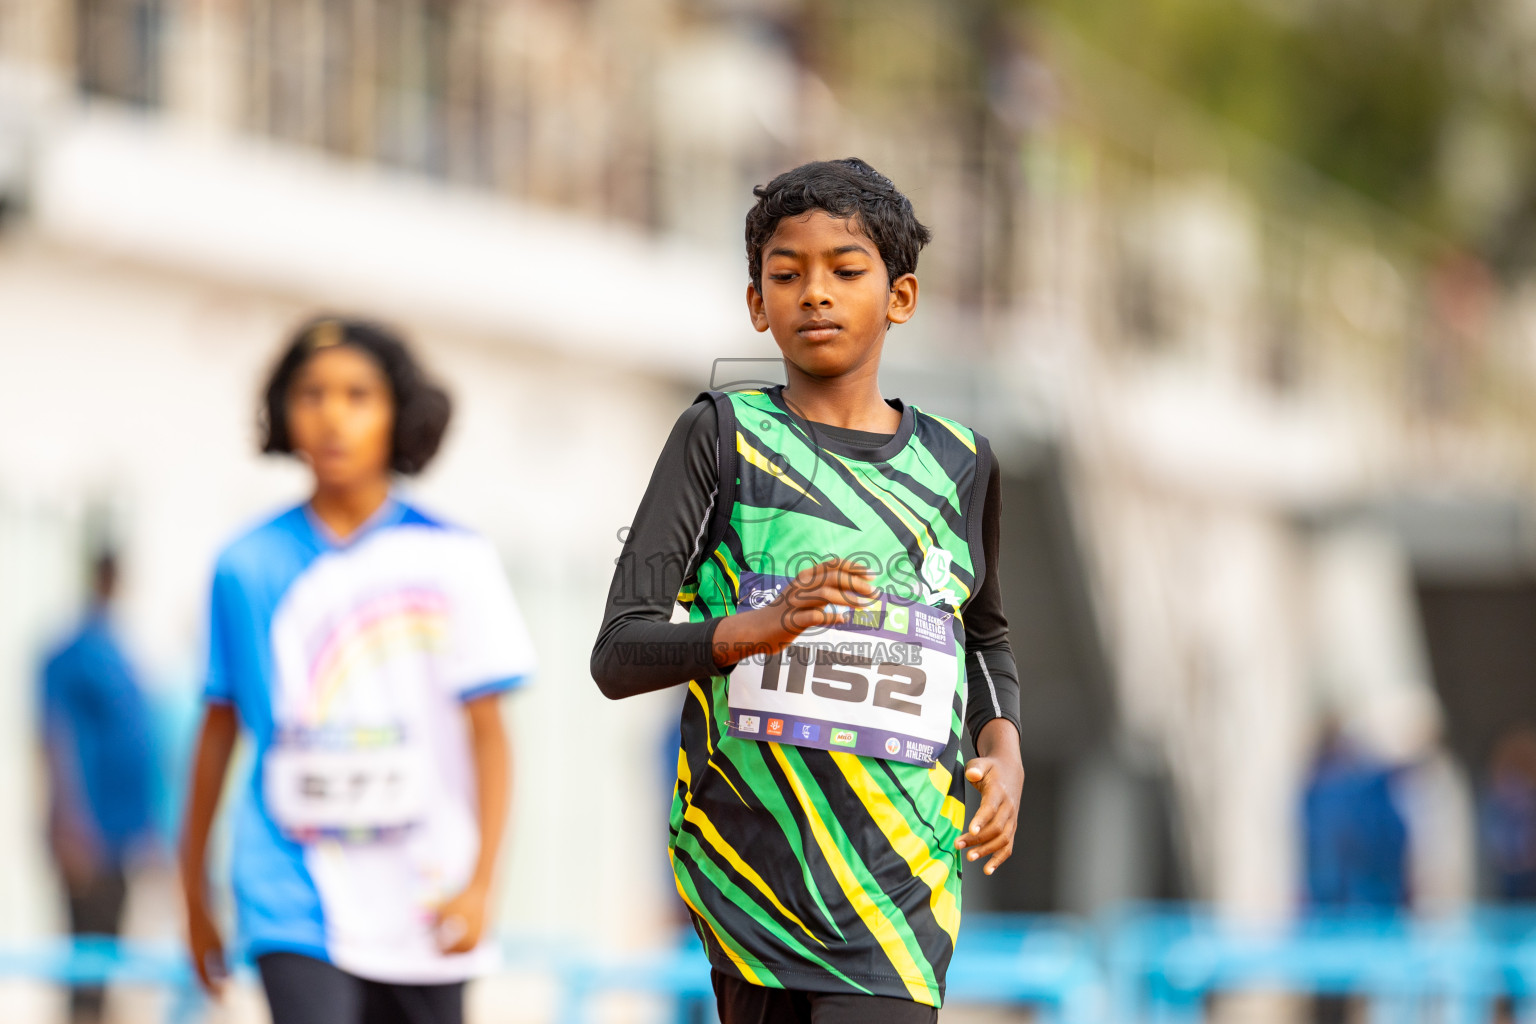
759, 646, 927, 716
726, 572, 959, 765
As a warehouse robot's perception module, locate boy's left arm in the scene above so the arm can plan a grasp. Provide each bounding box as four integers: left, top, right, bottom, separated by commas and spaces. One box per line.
437, 694, 510, 953
959, 720, 1025, 874
956, 451, 1025, 875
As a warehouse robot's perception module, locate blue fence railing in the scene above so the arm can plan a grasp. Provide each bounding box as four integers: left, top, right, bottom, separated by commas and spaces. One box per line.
13, 909, 1536, 1024
1107, 907, 1536, 1024
0, 936, 203, 1024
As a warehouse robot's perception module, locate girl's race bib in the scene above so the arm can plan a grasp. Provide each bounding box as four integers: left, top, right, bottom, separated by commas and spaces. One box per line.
264, 725, 429, 842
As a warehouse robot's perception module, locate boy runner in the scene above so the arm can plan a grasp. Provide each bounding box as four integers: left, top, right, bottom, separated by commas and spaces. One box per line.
592, 158, 1024, 1022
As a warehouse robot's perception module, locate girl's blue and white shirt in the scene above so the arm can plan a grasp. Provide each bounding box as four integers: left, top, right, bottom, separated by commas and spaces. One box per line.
203, 497, 534, 983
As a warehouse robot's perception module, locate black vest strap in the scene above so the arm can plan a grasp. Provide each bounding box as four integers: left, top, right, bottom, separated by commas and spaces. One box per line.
964, 433, 993, 609
691, 390, 738, 575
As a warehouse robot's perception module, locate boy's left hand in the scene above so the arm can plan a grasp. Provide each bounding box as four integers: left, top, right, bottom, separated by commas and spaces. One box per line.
435, 880, 490, 954
956, 720, 1024, 876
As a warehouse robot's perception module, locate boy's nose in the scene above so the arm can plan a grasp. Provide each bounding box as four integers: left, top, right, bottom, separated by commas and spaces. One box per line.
800, 268, 835, 307
801, 284, 832, 307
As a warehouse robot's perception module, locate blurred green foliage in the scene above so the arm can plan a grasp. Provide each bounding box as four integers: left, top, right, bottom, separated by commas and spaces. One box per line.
1039, 0, 1463, 224
811, 0, 1536, 265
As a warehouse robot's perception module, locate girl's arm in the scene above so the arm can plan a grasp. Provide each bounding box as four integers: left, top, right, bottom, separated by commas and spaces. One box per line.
435, 694, 509, 953
180, 702, 238, 994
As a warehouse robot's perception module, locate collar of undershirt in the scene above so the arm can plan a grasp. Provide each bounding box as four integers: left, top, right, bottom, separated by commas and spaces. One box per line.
765, 384, 915, 462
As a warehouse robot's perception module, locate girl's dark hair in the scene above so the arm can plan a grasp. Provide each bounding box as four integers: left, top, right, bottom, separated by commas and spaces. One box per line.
259, 316, 452, 476
745, 157, 932, 290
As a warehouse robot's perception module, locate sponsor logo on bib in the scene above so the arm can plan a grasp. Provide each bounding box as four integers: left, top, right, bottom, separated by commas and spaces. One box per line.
747, 586, 782, 609
793, 722, 820, 741
848, 600, 883, 629
767, 718, 784, 736
905, 739, 937, 763
831, 728, 858, 747
884, 605, 909, 633
913, 608, 948, 644
738, 715, 760, 734
885, 736, 902, 756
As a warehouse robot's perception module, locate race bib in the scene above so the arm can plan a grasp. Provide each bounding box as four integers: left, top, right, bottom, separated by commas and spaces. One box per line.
726, 573, 959, 766
264, 725, 429, 842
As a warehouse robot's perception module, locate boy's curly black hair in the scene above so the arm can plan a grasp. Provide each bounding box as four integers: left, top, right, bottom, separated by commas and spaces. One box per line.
745, 157, 932, 290
259, 316, 452, 476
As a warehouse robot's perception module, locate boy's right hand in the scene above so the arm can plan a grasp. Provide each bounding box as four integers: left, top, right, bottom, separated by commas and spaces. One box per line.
712, 558, 877, 667
186, 896, 227, 996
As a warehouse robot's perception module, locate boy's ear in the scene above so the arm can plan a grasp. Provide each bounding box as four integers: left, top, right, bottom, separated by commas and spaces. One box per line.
887, 273, 919, 326
746, 283, 771, 333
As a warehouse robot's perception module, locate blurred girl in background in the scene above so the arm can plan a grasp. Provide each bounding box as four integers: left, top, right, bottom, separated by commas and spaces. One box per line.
179, 317, 535, 1024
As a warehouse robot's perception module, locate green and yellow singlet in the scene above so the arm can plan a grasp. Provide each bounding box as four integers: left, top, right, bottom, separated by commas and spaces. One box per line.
669, 385, 995, 1007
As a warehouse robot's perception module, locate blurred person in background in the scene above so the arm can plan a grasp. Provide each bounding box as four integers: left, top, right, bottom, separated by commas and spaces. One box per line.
1481, 725, 1536, 902
40, 550, 158, 1024
1302, 720, 1411, 909
179, 318, 535, 1024
1302, 719, 1410, 1024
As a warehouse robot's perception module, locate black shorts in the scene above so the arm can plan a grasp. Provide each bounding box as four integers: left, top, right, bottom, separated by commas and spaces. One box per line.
257, 952, 464, 1024
711, 969, 940, 1024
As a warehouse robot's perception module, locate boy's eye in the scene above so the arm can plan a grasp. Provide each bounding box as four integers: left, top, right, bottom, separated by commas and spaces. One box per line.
836, 268, 866, 279
769, 271, 797, 282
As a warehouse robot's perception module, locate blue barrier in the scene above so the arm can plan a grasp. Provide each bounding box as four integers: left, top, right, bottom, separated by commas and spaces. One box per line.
550, 915, 1102, 1024
0, 935, 204, 1024
18, 910, 1536, 1023
943, 914, 1101, 1023
1109, 905, 1536, 1024
550, 937, 714, 1024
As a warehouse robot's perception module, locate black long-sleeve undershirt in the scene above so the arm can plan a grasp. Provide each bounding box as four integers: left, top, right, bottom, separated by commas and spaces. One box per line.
590, 400, 1022, 747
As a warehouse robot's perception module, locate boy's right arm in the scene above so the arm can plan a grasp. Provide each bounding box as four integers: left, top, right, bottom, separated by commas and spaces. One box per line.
180, 702, 237, 995
590, 402, 875, 698
590, 402, 724, 699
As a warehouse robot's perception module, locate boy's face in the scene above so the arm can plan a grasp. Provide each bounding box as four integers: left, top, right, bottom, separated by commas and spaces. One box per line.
286, 346, 395, 490
747, 211, 917, 378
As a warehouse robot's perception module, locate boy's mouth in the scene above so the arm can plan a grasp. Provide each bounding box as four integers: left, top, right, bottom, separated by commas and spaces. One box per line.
797, 319, 842, 342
